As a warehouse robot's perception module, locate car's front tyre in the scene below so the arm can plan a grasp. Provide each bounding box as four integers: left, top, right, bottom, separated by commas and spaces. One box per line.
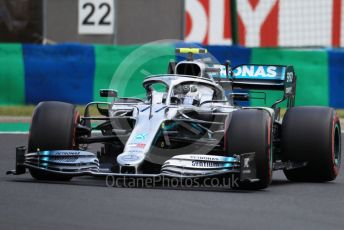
225, 109, 273, 190
28, 101, 79, 181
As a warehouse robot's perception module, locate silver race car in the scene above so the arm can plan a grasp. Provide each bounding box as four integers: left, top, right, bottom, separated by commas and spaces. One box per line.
8, 48, 341, 190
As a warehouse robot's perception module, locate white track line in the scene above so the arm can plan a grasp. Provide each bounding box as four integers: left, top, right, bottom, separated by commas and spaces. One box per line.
0, 131, 29, 134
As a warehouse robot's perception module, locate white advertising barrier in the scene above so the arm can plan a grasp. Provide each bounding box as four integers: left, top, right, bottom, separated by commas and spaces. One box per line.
185, 0, 342, 47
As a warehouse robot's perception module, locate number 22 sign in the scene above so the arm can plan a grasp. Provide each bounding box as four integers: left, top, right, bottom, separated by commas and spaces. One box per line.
78, 0, 114, 34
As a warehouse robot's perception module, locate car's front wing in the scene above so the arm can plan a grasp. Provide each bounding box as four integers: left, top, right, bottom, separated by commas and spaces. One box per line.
7, 147, 258, 183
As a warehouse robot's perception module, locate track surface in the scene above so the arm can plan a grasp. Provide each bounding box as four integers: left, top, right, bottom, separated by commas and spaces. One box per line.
1, 134, 344, 230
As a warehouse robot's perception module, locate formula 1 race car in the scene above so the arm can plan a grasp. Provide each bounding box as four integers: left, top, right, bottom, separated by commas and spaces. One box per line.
8, 48, 342, 190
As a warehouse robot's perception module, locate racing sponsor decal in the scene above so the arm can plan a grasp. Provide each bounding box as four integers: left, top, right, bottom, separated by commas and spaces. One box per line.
117, 152, 144, 166
136, 143, 146, 148
285, 87, 292, 94
127, 143, 146, 148
120, 154, 140, 162
127, 149, 141, 153
239, 153, 257, 180
164, 159, 232, 169
190, 155, 221, 161
40, 151, 82, 162
40, 150, 95, 157
284, 67, 295, 96
286, 71, 294, 83
243, 157, 250, 168
172, 154, 238, 163
191, 161, 221, 168
233, 65, 286, 80
134, 133, 147, 141
37, 150, 97, 164
53, 151, 81, 156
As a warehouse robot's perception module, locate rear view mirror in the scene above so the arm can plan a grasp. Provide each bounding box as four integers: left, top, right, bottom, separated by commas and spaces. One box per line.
100, 89, 118, 98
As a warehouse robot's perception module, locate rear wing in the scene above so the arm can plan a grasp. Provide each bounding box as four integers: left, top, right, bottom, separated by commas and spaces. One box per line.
231, 64, 295, 91
218, 64, 296, 108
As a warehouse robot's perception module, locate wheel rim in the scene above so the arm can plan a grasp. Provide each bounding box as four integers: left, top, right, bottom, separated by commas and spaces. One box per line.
334, 124, 341, 168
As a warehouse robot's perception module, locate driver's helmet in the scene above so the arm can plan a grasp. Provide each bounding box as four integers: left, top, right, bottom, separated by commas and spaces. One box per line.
182, 85, 190, 94
173, 85, 184, 95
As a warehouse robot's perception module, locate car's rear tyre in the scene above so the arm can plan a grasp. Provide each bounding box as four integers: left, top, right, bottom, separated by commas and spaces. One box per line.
28, 101, 79, 181
225, 109, 272, 190
281, 107, 341, 182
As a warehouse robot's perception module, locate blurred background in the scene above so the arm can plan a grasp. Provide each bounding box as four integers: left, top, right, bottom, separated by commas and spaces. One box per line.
1, 0, 344, 131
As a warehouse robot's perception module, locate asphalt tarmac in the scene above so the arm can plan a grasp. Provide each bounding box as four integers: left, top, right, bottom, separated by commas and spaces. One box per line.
0, 134, 343, 230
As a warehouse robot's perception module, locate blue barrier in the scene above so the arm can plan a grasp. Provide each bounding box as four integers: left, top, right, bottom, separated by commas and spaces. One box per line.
23, 44, 95, 104
329, 50, 344, 108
